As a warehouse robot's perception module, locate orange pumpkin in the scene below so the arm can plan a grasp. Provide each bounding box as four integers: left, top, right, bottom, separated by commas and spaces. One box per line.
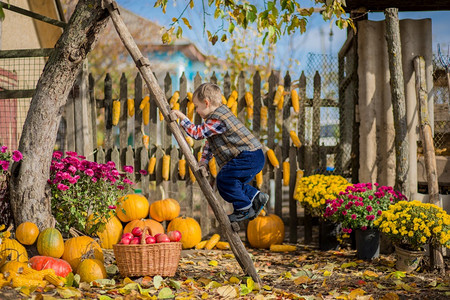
149, 198, 180, 222
77, 258, 106, 282
15, 222, 39, 245
167, 217, 202, 249
123, 219, 164, 236
86, 213, 123, 249
0, 238, 28, 263
247, 213, 285, 249
62, 236, 103, 271
36, 228, 65, 258
116, 194, 149, 222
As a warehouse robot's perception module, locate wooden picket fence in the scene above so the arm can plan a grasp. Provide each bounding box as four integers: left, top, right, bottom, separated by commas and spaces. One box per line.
75, 69, 347, 243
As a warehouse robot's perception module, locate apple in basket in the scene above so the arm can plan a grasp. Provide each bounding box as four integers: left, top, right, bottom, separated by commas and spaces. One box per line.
156, 233, 171, 243
131, 226, 143, 237
145, 235, 156, 244
167, 230, 182, 242
130, 237, 140, 244
120, 236, 132, 244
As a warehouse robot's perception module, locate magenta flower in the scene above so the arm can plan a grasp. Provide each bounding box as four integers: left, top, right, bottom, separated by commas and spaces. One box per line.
123, 165, 133, 173
0, 161, 10, 170
351, 214, 357, 220
68, 165, 77, 173
66, 151, 78, 157
361, 226, 367, 231
117, 185, 125, 190
84, 169, 94, 177
108, 205, 117, 209
366, 205, 373, 212
139, 170, 148, 175
377, 210, 382, 216
12, 150, 23, 162
342, 210, 347, 216
1, 146, 7, 153
52, 151, 62, 159
57, 183, 69, 191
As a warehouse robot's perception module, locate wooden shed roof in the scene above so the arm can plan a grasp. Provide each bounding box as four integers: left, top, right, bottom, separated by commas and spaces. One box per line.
345, 0, 450, 12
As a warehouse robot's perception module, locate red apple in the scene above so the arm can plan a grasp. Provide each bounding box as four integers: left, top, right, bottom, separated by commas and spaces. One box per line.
156, 233, 170, 243
131, 227, 143, 237
167, 230, 182, 242
145, 235, 156, 244
130, 237, 140, 244
154, 233, 162, 239
120, 237, 131, 244
122, 232, 134, 239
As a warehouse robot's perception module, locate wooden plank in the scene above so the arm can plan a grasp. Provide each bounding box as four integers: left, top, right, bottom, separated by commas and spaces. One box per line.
210, 72, 218, 85
179, 73, 188, 115
163, 73, 172, 150
0, 89, 35, 99
237, 71, 246, 124
417, 156, 450, 184
125, 145, 135, 184
282, 72, 291, 160
288, 146, 298, 243
274, 145, 283, 218
119, 73, 128, 168
253, 71, 262, 140
139, 146, 150, 197
65, 83, 75, 152
223, 72, 231, 98
103, 74, 114, 152
0, 48, 54, 58
149, 74, 158, 147
96, 146, 105, 164
170, 147, 179, 184
1, 1, 66, 28
89, 74, 97, 152
111, 146, 120, 168
134, 73, 144, 183
298, 72, 306, 172
312, 71, 321, 173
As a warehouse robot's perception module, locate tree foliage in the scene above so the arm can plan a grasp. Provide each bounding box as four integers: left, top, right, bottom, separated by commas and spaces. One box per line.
155, 0, 354, 45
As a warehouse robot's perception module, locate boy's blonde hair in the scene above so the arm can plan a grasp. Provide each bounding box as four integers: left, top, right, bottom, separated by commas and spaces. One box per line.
193, 83, 223, 107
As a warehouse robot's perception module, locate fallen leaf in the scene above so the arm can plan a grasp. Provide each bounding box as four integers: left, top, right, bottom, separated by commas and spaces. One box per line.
363, 270, 379, 278
382, 292, 399, 300
154, 276, 163, 289
217, 285, 237, 298
56, 287, 82, 298
348, 288, 365, 299
209, 260, 218, 266
123, 277, 135, 284
323, 270, 332, 276
229, 276, 240, 284
157, 287, 174, 299
341, 262, 358, 269
293, 276, 311, 285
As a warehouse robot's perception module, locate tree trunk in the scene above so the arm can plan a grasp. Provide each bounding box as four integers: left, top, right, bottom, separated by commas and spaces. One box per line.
9, 0, 109, 230
384, 8, 409, 198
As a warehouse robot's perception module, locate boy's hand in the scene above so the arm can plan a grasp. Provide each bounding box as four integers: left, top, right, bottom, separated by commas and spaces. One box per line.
172, 109, 187, 120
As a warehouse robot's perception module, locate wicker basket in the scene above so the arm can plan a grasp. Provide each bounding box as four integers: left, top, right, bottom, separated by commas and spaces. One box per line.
113, 227, 182, 277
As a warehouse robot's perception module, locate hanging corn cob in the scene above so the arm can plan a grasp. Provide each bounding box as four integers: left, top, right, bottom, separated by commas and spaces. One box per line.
277, 94, 284, 110
172, 102, 180, 111
187, 92, 193, 102
255, 170, 263, 189
112, 100, 120, 125
221, 95, 227, 105
204, 234, 220, 250
148, 156, 156, 175
185, 136, 194, 147
127, 98, 135, 117
169, 91, 180, 107
260, 106, 268, 128
267, 149, 279, 168
227, 93, 237, 108
139, 95, 150, 110
159, 110, 164, 121
244, 92, 254, 107
273, 85, 284, 106
231, 101, 237, 117
289, 130, 302, 148
187, 101, 195, 122
143, 102, 150, 125
246, 106, 253, 119
189, 167, 196, 183
291, 90, 299, 113
283, 161, 290, 186
142, 134, 150, 149
178, 158, 186, 179
162, 155, 170, 181
208, 157, 217, 178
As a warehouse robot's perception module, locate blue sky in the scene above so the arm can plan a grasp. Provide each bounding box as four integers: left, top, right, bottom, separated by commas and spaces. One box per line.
116, 0, 450, 78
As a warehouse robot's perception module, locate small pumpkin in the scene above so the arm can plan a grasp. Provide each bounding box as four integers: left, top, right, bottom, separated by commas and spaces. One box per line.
123, 219, 164, 236
0, 238, 28, 263
167, 217, 202, 249
149, 198, 180, 222
86, 214, 123, 249
29, 256, 72, 278
77, 258, 106, 283
62, 236, 103, 271
247, 213, 285, 249
15, 222, 39, 245
116, 194, 150, 222
0, 261, 29, 274
37, 228, 65, 258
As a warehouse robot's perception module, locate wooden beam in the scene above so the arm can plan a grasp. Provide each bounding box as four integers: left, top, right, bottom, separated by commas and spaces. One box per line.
0, 1, 66, 28
345, 0, 450, 12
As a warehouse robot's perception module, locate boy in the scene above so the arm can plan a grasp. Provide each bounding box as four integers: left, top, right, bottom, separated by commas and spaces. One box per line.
172, 83, 269, 222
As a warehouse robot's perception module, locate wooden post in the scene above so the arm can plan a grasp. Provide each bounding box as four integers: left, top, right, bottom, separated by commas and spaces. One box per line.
105, 1, 262, 284
103, 73, 113, 156
312, 71, 321, 173
414, 56, 444, 271
384, 8, 409, 198
253, 71, 262, 140
119, 73, 128, 168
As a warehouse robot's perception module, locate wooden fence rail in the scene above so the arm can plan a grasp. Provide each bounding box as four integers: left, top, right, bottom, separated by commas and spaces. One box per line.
73, 69, 346, 242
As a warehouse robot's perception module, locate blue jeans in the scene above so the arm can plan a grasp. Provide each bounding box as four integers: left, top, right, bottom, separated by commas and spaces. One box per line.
216, 149, 265, 211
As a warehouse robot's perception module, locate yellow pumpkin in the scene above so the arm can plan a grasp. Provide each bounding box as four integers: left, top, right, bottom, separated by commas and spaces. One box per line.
123, 219, 164, 236
149, 198, 180, 222
247, 214, 285, 249
0, 261, 29, 274
86, 213, 123, 249
15, 222, 39, 245
167, 217, 201, 249
77, 258, 106, 283
62, 236, 103, 271
0, 238, 28, 263
37, 228, 65, 258
115, 194, 149, 222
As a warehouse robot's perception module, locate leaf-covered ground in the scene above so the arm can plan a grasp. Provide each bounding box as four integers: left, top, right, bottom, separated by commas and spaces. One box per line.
0, 244, 449, 299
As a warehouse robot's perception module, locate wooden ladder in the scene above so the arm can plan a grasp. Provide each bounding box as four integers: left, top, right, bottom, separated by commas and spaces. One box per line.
104, 0, 261, 285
